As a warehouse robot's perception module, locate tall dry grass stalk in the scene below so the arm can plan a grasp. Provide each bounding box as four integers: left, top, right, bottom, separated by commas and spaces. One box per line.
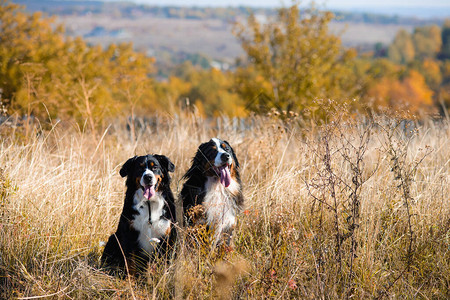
0, 113, 449, 299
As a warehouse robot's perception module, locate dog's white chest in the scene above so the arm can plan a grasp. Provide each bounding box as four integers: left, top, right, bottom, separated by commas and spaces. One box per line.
131, 190, 171, 254
203, 177, 238, 244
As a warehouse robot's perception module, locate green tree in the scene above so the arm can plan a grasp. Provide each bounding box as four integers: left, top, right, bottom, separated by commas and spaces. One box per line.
412, 25, 442, 60
233, 2, 359, 117
388, 29, 415, 64
440, 19, 450, 59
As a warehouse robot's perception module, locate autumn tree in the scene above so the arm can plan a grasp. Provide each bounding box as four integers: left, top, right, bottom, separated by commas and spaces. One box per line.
365, 61, 434, 115
177, 63, 247, 117
416, 58, 442, 90
0, 1, 155, 129
233, 2, 359, 118
0, 1, 65, 108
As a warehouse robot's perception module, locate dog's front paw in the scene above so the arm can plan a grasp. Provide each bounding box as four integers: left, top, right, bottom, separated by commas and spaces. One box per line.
149, 238, 161, 243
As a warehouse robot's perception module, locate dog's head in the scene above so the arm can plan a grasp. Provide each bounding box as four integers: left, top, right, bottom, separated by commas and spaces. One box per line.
120, 154, 175, 200
193, 138, 239, 188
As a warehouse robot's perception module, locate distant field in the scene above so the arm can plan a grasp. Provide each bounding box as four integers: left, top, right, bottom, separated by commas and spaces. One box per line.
59, 15, 243, 62
58, 14, 414, 61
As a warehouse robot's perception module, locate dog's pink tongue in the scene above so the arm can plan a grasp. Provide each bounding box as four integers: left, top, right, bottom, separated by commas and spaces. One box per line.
143, 186, 155, 200
219, 165, 231, 187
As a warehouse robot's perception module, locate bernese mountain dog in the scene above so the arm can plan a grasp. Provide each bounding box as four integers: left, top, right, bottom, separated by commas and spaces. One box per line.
181, 138, 244, 247
101, 154, 176, 275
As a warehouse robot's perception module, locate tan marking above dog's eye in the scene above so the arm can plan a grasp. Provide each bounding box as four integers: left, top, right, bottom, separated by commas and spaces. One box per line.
212, 146, 217, 150
150, 162, 154, 167
140, 163, 145, 167
221, 143, 226, 148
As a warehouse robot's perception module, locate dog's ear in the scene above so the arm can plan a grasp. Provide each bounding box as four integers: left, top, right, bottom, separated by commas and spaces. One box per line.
154, 154, 175, 173
120, 156, 137, 178
224, 140, 240, 168
194, 141, 211, 165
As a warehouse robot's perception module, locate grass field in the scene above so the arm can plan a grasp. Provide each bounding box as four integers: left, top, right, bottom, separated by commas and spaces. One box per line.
0, 113, 449, 299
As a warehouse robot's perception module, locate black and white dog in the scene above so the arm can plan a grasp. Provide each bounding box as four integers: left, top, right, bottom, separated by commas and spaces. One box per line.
181, 138, 244, 246
101, 154, 176, 274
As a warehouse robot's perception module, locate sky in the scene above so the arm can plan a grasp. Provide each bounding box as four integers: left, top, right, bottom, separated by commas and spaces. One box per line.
127, 0, 450, 8
109, 0, 450, 18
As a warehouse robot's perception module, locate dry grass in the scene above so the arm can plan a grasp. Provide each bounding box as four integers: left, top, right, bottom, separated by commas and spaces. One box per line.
0, 113, 449, 299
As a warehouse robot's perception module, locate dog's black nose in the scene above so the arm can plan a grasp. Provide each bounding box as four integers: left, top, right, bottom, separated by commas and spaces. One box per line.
220, 153, 230, 162
143, 174, 153, 184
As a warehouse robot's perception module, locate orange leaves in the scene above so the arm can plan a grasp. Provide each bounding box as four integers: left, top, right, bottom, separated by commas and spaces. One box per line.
400, 70, 434, 106
367, 70, 434, 115
287, 279, 298, 290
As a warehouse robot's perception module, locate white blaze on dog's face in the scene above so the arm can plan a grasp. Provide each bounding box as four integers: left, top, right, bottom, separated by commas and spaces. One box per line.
212, 138, 232, 188
195, 138, 239, 188
140, 168, 157, 200
212, 138, 232, 167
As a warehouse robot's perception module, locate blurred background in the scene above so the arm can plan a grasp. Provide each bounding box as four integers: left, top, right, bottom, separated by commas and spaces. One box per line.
1, 0, 450, 128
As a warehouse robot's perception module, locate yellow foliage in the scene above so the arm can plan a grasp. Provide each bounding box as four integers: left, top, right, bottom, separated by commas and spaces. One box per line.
194, 100, 206, 117
0, 1, 156, 129
419, 58, 442, 89
1, 1, 447, 123
234, 3, 360, 117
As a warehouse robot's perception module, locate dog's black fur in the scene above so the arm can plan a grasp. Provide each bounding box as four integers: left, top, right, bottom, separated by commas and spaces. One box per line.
181, 138, 243, 246
101, 154, 176, 275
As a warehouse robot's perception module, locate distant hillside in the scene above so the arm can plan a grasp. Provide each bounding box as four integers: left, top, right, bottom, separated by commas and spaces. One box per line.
14, 0, 446, 26
14, 0, 104, 14
11, 0, 447, 75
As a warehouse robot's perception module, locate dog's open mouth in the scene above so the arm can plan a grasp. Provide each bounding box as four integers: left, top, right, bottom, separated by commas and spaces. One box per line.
143, 185, 155, 200
213, 164, 231, 188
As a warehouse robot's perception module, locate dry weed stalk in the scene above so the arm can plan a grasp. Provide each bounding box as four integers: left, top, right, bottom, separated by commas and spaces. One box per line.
374, 118, 433, 299
303, 109, 376, 298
